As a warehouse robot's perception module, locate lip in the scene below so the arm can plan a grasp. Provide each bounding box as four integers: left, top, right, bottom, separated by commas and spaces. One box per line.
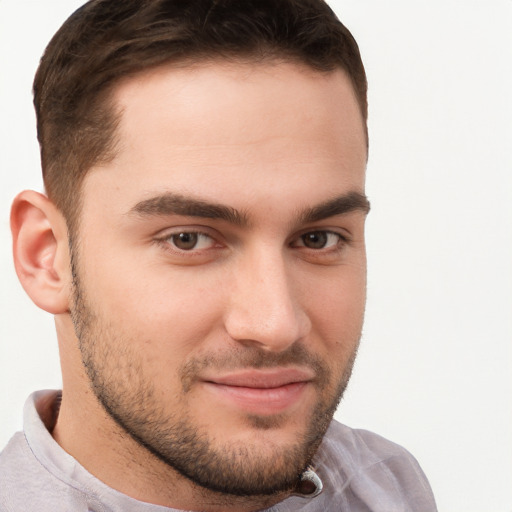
201, 368, 314, 415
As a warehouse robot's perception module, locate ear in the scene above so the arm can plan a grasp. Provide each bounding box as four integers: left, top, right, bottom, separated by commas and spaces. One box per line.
11, 190, 72, 314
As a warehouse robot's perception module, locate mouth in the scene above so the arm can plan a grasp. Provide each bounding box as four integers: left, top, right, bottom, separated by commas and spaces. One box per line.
201, 368, 314, 415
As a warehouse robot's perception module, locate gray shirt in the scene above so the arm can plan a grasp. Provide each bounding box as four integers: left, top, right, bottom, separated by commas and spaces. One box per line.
0, 391, 437, 511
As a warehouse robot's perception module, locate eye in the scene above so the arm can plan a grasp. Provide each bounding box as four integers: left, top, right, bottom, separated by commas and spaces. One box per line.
165, 231, 216, 251
294, 231, 345, 250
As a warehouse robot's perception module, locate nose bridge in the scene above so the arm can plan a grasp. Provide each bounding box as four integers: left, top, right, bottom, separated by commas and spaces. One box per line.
225, 244, 310, 351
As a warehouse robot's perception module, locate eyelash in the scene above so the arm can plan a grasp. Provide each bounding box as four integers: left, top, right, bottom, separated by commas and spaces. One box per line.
292, 230, 349, 251
155, 230, 219, 253
154, 228, 349, 256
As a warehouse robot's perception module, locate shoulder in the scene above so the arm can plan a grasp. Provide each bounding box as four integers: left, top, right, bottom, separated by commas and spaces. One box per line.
0, 432, 89, 512
311, 420, 438, 511
322, 419, 419, 464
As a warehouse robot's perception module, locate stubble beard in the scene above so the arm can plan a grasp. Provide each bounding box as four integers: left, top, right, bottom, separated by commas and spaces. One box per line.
69, 253, 359, 498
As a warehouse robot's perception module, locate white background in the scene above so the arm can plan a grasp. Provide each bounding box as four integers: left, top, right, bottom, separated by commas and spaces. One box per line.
1, 1, 511, 511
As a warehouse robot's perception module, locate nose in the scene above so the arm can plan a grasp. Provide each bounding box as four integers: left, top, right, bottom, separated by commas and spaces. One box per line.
223, 247, 311, 352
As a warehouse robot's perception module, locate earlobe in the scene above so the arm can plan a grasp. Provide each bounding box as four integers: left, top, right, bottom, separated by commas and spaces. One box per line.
11, 190, 71, 314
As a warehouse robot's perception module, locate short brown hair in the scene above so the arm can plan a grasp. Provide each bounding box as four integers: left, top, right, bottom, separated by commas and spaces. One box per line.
34, 0, 367, 230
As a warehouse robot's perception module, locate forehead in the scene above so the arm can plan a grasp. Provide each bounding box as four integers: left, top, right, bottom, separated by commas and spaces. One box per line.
84, 60, 367, 215
112, 59, 366, 153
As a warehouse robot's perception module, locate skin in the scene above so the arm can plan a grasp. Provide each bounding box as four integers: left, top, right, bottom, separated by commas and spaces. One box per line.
11, 61, 368, 511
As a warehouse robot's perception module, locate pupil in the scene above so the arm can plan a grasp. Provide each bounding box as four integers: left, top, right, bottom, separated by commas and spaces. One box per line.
173, 232, 198, 250
303, 232, 327, 249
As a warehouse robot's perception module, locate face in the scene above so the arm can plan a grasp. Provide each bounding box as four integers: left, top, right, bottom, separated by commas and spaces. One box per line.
70, 61, 368, 497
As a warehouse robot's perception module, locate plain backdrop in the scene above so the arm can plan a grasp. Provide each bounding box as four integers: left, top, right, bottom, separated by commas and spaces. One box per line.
1, 1, 511, 511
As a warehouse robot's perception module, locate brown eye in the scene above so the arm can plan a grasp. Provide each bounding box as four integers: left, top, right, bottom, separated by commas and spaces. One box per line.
301, 231, 329, 249
158, 230, 217, 254
171, 232, 199, 250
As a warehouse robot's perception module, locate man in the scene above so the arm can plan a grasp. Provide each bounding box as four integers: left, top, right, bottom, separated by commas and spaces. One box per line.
0, 0, 437, 510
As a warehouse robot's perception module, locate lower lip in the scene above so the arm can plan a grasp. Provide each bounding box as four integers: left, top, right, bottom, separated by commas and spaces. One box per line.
203, 381, 309, 415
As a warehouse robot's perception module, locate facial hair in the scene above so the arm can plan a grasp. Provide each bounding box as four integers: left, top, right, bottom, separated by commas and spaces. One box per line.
69, 250, 359, 497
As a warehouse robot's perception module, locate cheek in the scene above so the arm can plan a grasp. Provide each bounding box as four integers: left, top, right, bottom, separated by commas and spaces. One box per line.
81, 268, 228, 398
301, 265, 366, 368
305, 263, 366, 324
88, 261, 227, 353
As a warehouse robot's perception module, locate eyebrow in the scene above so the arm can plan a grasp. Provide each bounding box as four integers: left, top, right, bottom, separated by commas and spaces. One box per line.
129, 193, 248, 226
298, 191, 370, 224
128, 190, 370, 226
